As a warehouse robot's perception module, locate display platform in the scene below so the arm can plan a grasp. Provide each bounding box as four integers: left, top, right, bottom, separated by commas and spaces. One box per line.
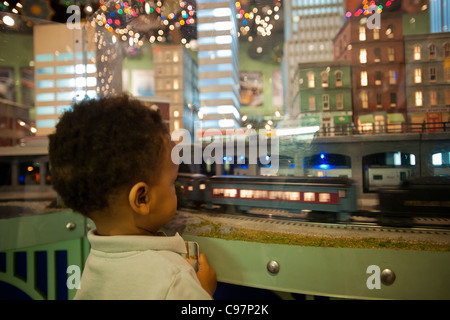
0, 208, 449, 300
0, 210, 88, 300
183, 235, 450, 300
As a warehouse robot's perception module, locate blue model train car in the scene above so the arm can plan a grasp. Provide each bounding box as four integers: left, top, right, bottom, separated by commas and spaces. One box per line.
204, 175, 358, 221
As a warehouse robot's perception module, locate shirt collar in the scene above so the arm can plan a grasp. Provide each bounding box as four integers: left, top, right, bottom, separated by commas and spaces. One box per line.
87, 229, 187, 254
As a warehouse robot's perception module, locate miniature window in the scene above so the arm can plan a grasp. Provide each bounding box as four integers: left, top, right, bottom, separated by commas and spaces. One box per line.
359, 26, 366, 41
390, 93, 397, 107
269, 191, 300, 201
388, 47, 395, 61
336, 94, 344, 110
414, 44, 421, 60
359, 122, 373, 133
429, 67, 436, 82
224, 189, 238, 198
389, 70, 397, 84
414, 68, 422, 83
321, 72, 328, 87
360, 71, 368, 86
444, 43, 450, 58
254, 190, 268, 199
307, 72, 315, 88
360, 48, 367, 64
240, 190, 254, 198
373, 28, 379, 40
374, 48, 381, 63
173, 52, 179, 63
36, 93, 55, 102
287, 192, 300, 201
322, 94, 329, 110
213, 188, 237, 197
374, 115, 385, 133
375, 71, 382, 85
429, 44, 436, 59
430, 91, 438, 106
415, 91, 423, 107
37, 67, 54, 75
37, 80, 54, 88
376, 93, 382, 108
335, 71, 342, 86
36, 119, 56, 128
309, 95, 316, 111
319, 193, 331, 203
303, 192, 315, 202
361, 91, 368, 109
36, 107, 55, 115
268, 191, 280, 200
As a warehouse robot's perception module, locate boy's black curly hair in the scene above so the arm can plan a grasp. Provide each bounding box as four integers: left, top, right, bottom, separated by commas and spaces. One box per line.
48, 94, 169, 217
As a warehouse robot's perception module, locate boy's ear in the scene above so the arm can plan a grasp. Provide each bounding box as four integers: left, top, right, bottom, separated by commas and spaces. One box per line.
129, 182, 151, 215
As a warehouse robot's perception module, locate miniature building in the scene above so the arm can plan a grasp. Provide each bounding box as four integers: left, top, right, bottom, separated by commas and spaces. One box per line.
294, 61, 353, 136
152, 44, 199, 138
0, 100, 30, 147
283, 0, 345, 116
404, 32, 450, 131
33, 23, 122, 136
0, 31, 34, 146
430, 0, 450, 33
333, 11, 407, 134
196, 0, 241, 129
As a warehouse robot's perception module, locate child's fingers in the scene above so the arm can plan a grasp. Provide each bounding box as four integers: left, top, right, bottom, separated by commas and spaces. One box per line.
198, 253, 209, 266
186, 258, 194, 269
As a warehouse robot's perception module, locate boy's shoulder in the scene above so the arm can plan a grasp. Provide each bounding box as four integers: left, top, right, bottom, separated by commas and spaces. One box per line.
75, 233, 207, 299
87, 230, 187, 254
86, 230, 192, 274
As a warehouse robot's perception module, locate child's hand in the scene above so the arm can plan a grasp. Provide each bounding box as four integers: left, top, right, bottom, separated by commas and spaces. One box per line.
192, 253, 217, 298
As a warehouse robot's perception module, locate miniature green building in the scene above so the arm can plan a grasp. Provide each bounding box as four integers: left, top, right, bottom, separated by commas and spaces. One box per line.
294, 61, 353, 136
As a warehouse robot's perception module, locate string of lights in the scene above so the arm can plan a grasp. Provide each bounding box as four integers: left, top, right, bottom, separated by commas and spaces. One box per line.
344, 0, 396, 19
0, 0, 198, 47
92, 1, 196, 43
235, 0, 281, 41
1, 0, 285, 47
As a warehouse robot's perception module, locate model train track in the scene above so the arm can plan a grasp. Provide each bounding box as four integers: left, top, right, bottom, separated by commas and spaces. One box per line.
179, 208, 450, 237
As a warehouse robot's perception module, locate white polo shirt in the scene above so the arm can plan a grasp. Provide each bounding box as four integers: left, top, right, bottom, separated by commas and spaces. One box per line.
74, 230, 211, 300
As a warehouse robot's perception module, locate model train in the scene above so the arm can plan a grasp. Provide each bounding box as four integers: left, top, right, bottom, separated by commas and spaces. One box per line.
377, 176, 450, 225
177, 173, 450, 225
177, 173, 358, 221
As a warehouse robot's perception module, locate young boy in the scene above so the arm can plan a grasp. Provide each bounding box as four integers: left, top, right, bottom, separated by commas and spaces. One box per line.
49, 94, 216, 299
